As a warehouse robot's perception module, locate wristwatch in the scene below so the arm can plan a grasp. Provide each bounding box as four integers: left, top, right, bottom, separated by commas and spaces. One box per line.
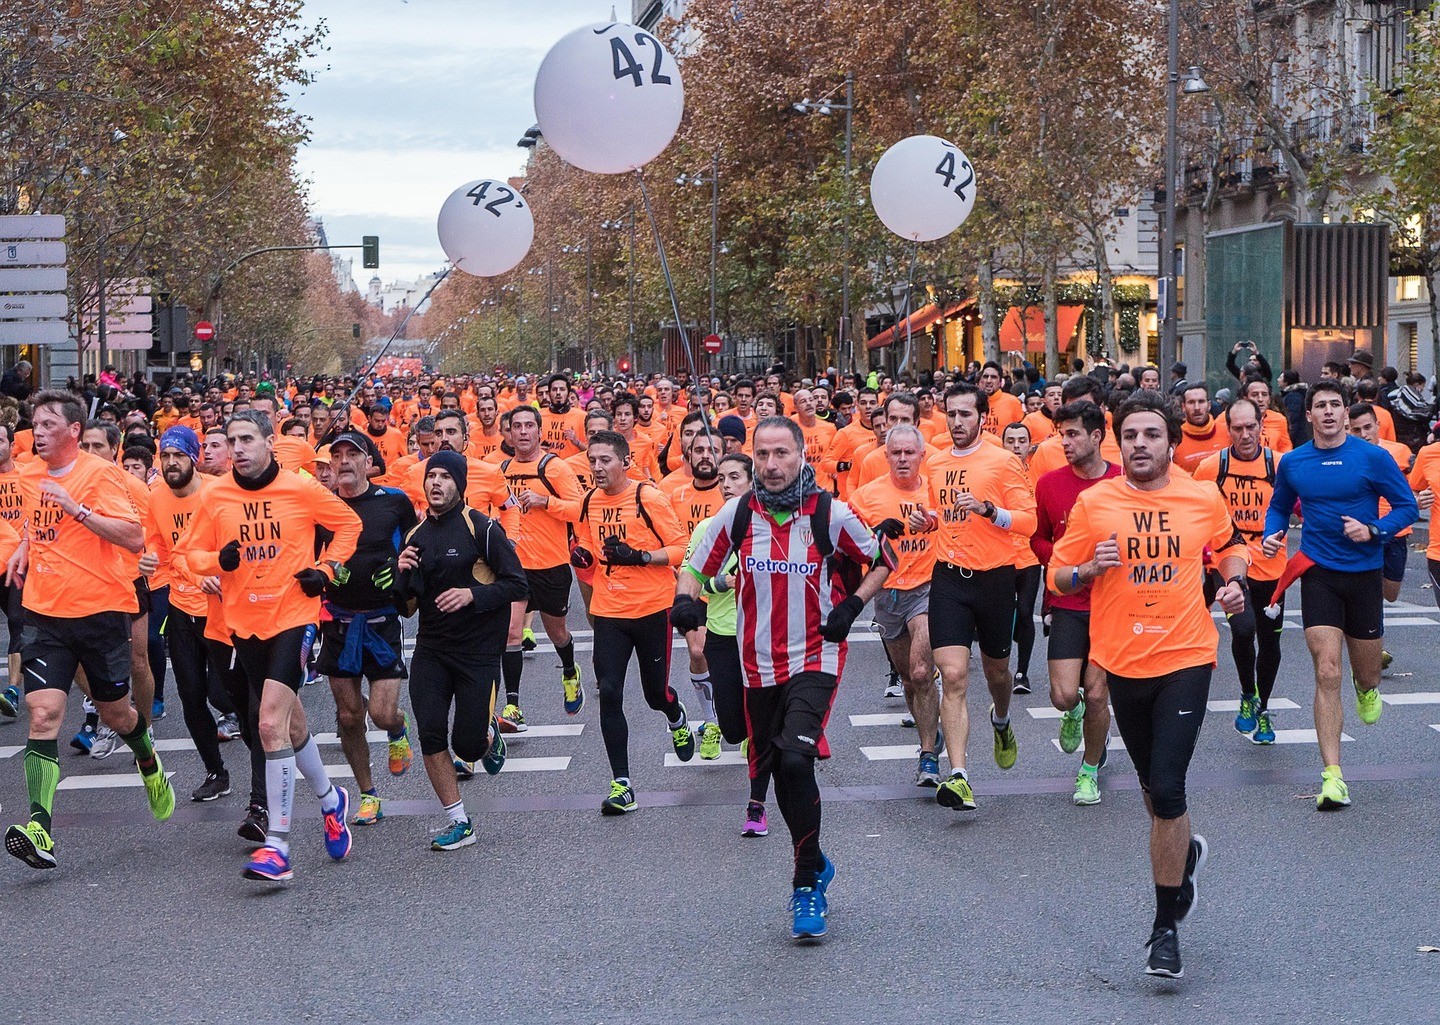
1367, 524, 1380, 541
980, 500, 997, 521
641, 550, 652, 566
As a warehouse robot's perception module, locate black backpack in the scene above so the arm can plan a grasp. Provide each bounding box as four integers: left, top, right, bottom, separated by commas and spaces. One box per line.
724, 490, 863, 597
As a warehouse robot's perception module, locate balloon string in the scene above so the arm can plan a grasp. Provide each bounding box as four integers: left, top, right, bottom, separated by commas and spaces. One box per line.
634, 169, 715, 446
899, 240, 919, 377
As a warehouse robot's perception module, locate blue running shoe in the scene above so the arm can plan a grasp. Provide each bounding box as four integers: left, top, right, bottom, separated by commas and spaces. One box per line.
243, 845, 293, 882
431, 818, 476, 851
0, 684, 18, 718
1252, 711, 1275, 745
70, 722, 97, 754
322, 786, 352, 860
481, 716, 507, 776
452, 757, 476, 780
816, 854, 835, 895
151, 699, 166, 722
790, 887, 828, 942
1234, 694, 1258, 734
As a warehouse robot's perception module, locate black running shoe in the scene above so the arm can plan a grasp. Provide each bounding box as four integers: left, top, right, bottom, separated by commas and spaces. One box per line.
1175, 834, 1208, 924
192, 772, 231, 803
238, 803, 268, 844
1012, 673, 1031, 695
1145, 927, 1182, 978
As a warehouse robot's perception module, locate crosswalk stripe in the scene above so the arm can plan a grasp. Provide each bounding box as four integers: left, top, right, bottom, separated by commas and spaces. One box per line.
860, 744, 922, 761
324, 757, 571, 775
849, 713, 911, 727
663, 751, 747, 767
57, 771, 175, 791
1382, 692, 1440, 705
1028, 697, 1304, 719
1050, 737, 1127, 753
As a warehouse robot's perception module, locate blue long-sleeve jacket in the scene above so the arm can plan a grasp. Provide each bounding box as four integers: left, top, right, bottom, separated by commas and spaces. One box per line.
1263, 435, 1418, 572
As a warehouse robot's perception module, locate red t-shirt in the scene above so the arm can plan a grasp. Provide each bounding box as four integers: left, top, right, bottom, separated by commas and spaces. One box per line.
1030, 461, 1123, 612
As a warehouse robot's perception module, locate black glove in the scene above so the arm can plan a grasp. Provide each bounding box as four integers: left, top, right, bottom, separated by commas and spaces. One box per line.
836, 461, 852, 472
218, 540, 241, 572
873, 517, 905, 540
670, 594, 706, 633
821, 594, 864, 642
370, 557, 397, 592
603, 536, 648, 567
294, 567, 329, 597
570, 544, 595, 570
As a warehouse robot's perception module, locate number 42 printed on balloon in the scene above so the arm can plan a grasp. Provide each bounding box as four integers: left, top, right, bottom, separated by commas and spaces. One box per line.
605, 29, 671, 87
465, 181, 522, 218
934, 146, 975, 204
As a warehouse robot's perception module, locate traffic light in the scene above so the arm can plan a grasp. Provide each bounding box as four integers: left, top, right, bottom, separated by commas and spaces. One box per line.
362, 235, 379, 269
618, 358, 631, 374
352, 323, 361, 339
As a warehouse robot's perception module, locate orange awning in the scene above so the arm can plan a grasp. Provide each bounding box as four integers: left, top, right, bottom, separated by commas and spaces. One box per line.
999, 304, 1085, 353
867, 302, 962, 351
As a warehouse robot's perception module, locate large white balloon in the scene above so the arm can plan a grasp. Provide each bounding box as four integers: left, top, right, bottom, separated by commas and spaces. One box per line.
534, 22, 684, 174
436, 179, 534, 277
869, 135, 978, 242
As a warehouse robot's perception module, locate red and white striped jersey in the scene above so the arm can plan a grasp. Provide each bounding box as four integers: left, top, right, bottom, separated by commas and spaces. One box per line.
688, 492, 878, 688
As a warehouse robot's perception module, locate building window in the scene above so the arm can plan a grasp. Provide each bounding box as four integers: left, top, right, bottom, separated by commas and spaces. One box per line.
1403, 323, 1419, 373
1397, 276, 1426, 302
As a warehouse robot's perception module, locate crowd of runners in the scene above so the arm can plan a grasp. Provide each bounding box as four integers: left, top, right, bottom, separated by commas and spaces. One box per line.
0, 343, 1426, 977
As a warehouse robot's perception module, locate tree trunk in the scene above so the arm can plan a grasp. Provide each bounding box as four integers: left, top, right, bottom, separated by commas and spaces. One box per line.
1428, 268, 1440, 391
1043, 255, 1060, 378
1093, 230, 1117, 361
978, 250, 1000, 364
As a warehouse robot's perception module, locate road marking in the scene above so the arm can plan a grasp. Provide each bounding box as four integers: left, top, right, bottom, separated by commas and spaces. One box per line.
1267, 729, 1351, 744
324, 757, 571, 776
1382, 617, 1439, 626
861, 744, 921, 761
1382, 692, 1440, 705
663, 751, 748, 767
505, 724, 585, 738
0, 744, 24, 759
57, 771, 175, 791
1208, 698, 1302, 712
849, 713, 912, 727
1050, 737, 1127, 753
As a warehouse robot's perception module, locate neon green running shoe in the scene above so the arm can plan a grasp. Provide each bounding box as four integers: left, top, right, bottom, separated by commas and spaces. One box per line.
601, 779, 637, 815
143, 760, 175, 822
4, 821, 56, 869
699, 721, 722, 760
353, 792, 384, 825
935, 772, 976, 811
521, 626, 537, 651
1058, 700, 1085, 754
1073, 768, 1101, 806
388, 713, 413, 775
1353, 679, 1381, 726
562, 666, 584, 716
991, 705, 1017, 770
1317, 767, 1351, 810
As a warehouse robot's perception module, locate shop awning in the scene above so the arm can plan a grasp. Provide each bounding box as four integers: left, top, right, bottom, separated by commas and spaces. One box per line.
999, 304, 1085, 353
867, 302, 960, 351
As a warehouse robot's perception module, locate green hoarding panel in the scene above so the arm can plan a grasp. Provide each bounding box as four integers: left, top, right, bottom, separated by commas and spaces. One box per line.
1204, 223, 1286, 394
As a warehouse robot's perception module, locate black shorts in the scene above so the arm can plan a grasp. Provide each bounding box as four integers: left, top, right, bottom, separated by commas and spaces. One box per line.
5, 583, 24, 656
1383, 537, 1408, 584
132, 576, 150, 623
1300, 565, 1383, 640
525, 564, 572, 617
1047, 607, 1091, 663
928, 562, 1015, 659
232, 625, 309, 692
1106, 664, 1211, 820
743, 670, 838, 765
21, 610, 132, 703
315, 615, 408, 682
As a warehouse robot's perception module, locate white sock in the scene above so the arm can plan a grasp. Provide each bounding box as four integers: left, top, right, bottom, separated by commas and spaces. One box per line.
264, 749, 296, 850
443, 799, 467, 824
689, 674, 717, 723
991, 711, 1010, 730
294, 734, 339, 813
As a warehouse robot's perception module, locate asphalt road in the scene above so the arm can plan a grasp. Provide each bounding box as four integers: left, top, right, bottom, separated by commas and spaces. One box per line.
3, 543, 1440, 1023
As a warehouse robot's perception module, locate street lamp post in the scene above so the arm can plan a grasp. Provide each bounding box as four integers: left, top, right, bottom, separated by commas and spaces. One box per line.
562, 242, 594, 371
602, 206, 637, 372
1161, 0, 1209, 373
676, 151, 722, 368
795, 73, 854, 376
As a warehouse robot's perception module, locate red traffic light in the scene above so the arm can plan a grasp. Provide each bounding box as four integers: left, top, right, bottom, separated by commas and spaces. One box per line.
618, 358, 631, 373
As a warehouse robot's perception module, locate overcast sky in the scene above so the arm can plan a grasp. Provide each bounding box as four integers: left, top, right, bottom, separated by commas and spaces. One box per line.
292, 0, 622, 288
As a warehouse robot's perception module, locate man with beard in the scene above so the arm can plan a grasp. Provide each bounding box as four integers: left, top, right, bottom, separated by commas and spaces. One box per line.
611, 394, 661, 482
1173, 385, 1229, 473
671, 429, 727, 759
540, 375, 586, 458
821, 387, 881, 499
467, 392, 504, 461
793, 388, 837, 492
977, 362, 1025, 438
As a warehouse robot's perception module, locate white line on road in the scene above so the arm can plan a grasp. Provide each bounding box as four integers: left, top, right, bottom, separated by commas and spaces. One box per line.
57, 772, 175, 791
1050, 737, 1127, 753
324, 757, 571, 775
1382, 692, 1440, 705
860, 744, 921, 761
849, 713, 911, 727
663, 751, 748, 767
1208, 698, 1302, 712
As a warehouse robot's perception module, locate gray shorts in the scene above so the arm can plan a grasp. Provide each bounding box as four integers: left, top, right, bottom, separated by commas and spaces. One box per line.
872, 583, 931, 642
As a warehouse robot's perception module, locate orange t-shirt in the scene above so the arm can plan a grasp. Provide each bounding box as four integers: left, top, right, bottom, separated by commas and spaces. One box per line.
153, 409, 182, 433
1377, 438, 1415, 539
18, 451, 141, 617
1261, 408, 1292, 454
365, 426, 408, 470
982, 391, 1025, 436
624, 432, 661, 483
467, 430, 504, 463
1174, 418, 1230, 473
1409, 445, 1440, 560
403, 455, 517, 534
1375, 405, 1397, 443
1192, 448, 1286, 581
659, 467, 692, 499
1028, 430, 1123, 481
565, 451, 595, 493
850, 474, 937, 590
540, 408, 587, 458
177, 468, 361, 639
273, 434, 319, 476
798, 418, 837, 491
575, 481, 687, 618
117, 470, 151, 580
821, 421, 874, 499
145, 479, 211, 616
671, 478, 727, 537
1050, 474, 1248, 678
924, 443, 1037, 571
501, 453, 584, 570
1020, 410, 1054, 446
13, 429, 34, 463
0, 464, 23, 527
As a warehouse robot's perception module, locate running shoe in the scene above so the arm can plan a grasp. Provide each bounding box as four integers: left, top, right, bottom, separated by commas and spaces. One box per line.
498, 702, 528, 734
388, 713, 414, 774
699, 721, 722, 760
1234, 693, 1259, 734
899, 712, 917, 728
1353, 679, 1382, 725
431, 818, 476, 851
521, 626, 537, 651
790, 887, 828, 942
601, 779, 637, 815
739, 737, 749, 758
1073, 768, 1101, 806
0, 684, 17, 718
216, 713, 241, 742
562, 666, 584, 715
669, 705, 695, 762
353, 793, 384, 825
238, 804, 268, 843
883, 672, 904, 699
1012, 672, 1031, 695
5, 821, 56, 869
151, 699, 166, 722
322, 787, 353, 860
453, 757, 476, 780
1381, 649, 1394, 671
89, 726, 121, 760
1252, 711, 1275, 745
144, 761, 175, 821
1175, 834, 1208, 924
1058, 700, 1085, 754
1317, 768, 1350, 810
1145, 926, 1182, 978
742, 800, 768, 837
243, 845, 293, 882
991, 706, 1017, 770
816, 854, 835, 895
191, 772, 231, 803
481, 717, 507, 776
70, 722, 97, 754
935, 772, 976, 811
915, 751, 941, 788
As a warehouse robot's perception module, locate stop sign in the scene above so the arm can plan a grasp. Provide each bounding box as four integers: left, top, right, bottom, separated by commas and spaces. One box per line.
194, 321, 215, 343
703, 333, 722, 354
